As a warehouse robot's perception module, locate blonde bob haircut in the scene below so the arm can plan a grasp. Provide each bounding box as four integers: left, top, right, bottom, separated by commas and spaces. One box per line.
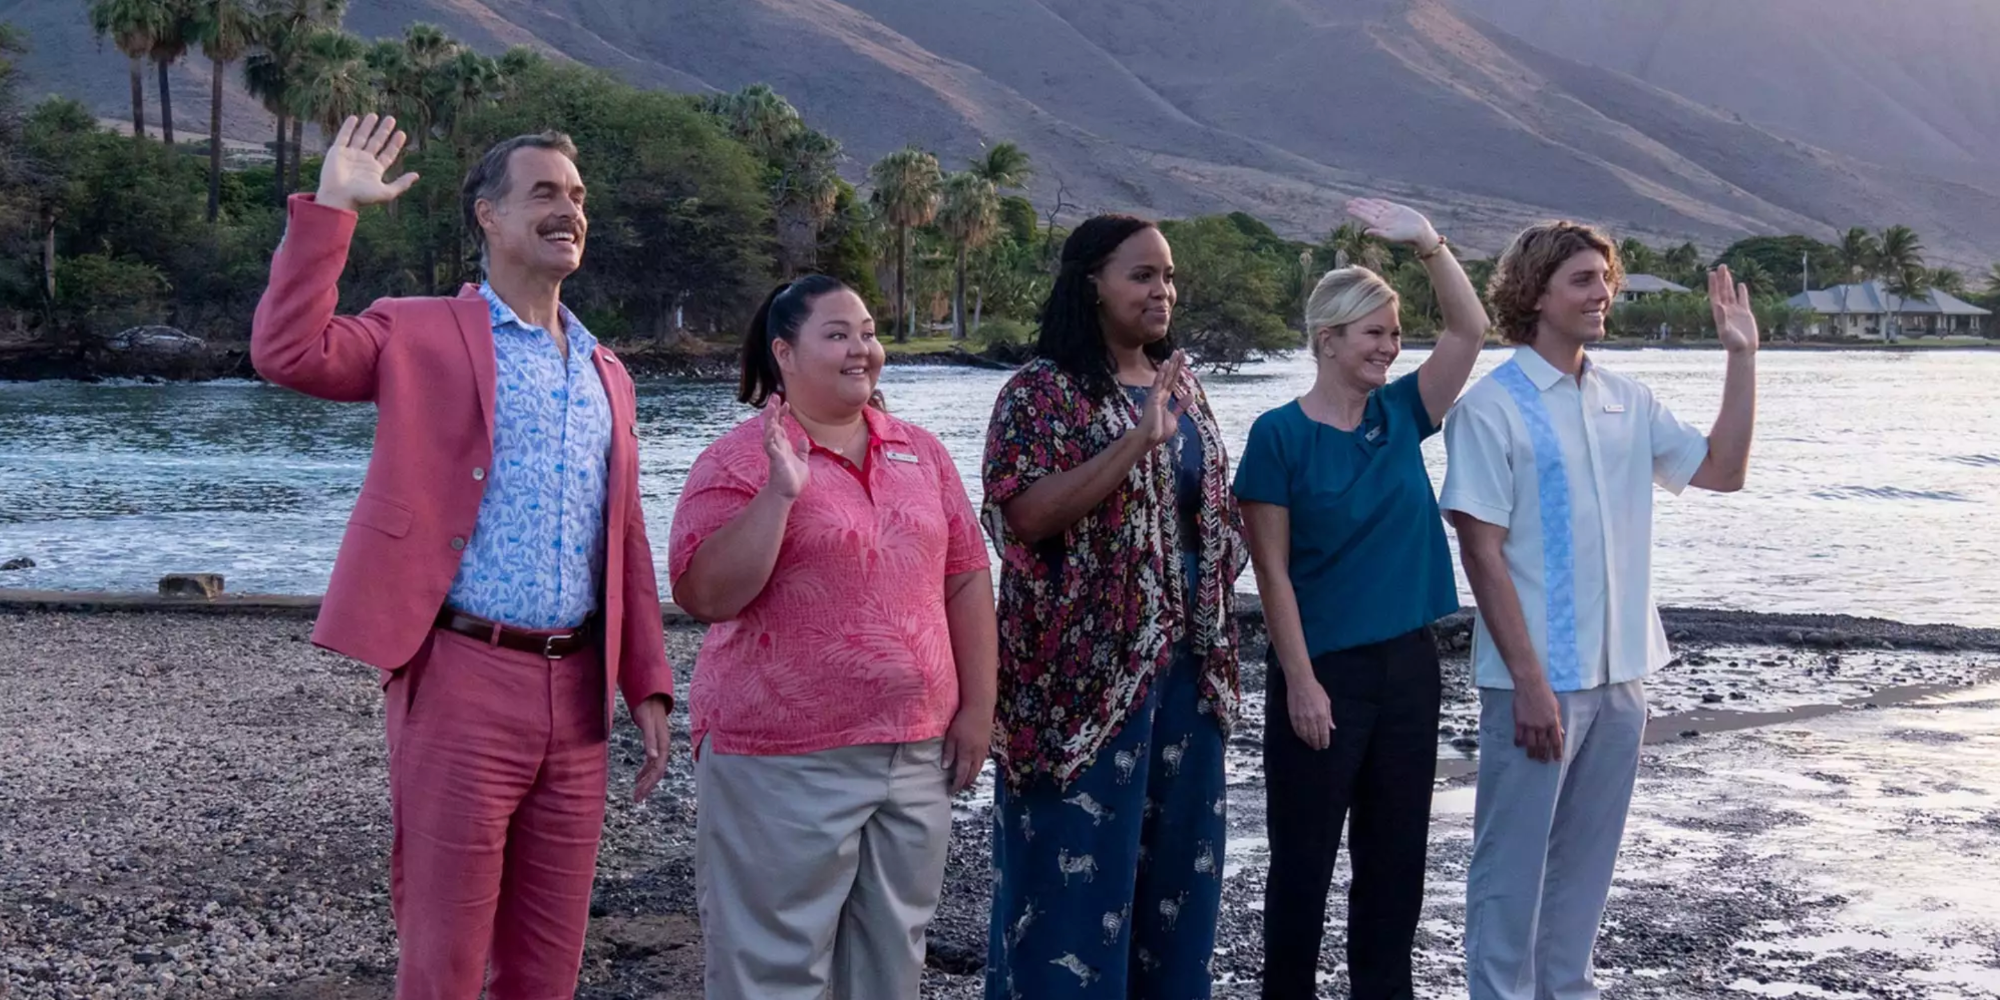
1305, 267, 1399, 357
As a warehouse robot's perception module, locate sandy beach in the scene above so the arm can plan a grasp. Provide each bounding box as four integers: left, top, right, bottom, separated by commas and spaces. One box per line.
2, 606, 1997, 999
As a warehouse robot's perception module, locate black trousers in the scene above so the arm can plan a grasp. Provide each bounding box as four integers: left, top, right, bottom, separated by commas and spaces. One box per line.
1261, 627, 1443, 1000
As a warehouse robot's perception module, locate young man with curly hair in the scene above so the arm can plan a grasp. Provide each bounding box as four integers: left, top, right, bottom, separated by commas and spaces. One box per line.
1439, 221, 1760, 1000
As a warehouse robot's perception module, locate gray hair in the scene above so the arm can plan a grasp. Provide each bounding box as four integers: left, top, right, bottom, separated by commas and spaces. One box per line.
461, 131, 579, 273
1305, 266, 1398, 356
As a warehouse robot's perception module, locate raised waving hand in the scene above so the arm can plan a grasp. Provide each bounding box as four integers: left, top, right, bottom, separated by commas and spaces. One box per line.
1708, 265, 1761, 355
1132, 350, 1192, 448
762, 396, 812, 499
1345, 197, 1440, 250
315, 114, 418, 213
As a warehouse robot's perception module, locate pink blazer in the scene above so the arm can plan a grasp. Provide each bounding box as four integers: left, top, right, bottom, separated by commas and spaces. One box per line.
251, 194, 673, 722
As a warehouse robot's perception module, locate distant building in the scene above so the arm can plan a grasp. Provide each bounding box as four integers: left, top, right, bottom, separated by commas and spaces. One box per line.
1619, 274, 1692, 302
1786, 280, 1992, 340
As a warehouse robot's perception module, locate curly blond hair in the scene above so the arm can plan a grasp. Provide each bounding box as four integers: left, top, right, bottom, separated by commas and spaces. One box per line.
1486, 221, 1624, 344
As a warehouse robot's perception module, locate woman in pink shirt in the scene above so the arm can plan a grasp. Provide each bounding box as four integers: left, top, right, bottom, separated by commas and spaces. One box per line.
668, 274, 998, 1000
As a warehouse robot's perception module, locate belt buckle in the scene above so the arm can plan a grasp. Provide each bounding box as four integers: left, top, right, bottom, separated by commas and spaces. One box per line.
543, 633, 573, 659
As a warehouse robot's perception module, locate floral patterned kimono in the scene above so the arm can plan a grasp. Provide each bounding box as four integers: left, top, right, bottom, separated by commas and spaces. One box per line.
980, 357, 1246, 999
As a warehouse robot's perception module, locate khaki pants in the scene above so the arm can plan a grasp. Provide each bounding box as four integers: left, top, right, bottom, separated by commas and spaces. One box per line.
1464, 680, 1647, 1000
695, 736, 952, 1000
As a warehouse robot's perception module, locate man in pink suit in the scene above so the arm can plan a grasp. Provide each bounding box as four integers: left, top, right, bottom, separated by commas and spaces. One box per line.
252, 113, 675, 1000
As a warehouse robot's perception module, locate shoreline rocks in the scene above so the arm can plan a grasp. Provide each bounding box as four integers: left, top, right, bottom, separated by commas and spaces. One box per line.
2, 610, 1996, 999
1, 588, 1992, 654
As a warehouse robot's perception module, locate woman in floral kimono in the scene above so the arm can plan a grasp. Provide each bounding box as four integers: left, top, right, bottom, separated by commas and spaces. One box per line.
981, 214, 1247, 999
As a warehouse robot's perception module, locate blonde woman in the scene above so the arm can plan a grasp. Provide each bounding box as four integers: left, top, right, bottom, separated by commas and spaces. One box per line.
1232, 199, 1488, 999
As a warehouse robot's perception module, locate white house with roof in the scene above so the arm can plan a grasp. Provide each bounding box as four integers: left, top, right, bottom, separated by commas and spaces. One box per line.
1786, 280, 1991, 340
1619, 274, 1692, 302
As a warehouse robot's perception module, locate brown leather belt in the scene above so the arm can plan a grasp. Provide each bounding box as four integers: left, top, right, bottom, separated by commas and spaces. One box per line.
434, 606, 599, 659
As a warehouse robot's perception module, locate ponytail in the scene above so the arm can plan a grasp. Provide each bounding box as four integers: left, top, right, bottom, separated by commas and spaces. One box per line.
736, 273, 852, 407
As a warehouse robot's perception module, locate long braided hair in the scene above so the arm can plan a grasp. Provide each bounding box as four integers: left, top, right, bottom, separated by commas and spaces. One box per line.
1033, 215, 1176, 401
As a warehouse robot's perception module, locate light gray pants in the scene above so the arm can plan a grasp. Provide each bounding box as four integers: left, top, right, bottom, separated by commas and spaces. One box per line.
694, 736, 952, 1000
1464, 680, 1646, 1000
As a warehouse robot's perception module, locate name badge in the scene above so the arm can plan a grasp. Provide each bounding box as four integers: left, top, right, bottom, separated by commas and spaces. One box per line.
1603, 403, 1627, 414
886, 450, 920, 464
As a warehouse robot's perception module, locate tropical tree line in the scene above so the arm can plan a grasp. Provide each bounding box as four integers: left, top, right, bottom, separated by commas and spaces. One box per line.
3, 9, 1996, 361
1614, 227, 2000, 340
1615, 228, 1968, 300
0, 9, 1326, 363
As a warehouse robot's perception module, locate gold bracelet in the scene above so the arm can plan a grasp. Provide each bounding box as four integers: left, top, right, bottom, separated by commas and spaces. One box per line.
1417, 234, 1450, 261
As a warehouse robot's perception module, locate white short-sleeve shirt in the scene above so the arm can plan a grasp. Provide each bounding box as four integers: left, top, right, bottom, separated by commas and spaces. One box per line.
1439, 347, 1709, 692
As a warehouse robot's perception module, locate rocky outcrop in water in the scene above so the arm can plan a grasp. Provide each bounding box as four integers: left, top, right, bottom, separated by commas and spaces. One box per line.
157, 573, 224, 599
0, 333, 250, 382
103, 327, 205, 357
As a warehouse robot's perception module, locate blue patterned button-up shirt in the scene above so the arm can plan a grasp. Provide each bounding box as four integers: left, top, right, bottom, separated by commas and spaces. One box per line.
445, 283, 614, 630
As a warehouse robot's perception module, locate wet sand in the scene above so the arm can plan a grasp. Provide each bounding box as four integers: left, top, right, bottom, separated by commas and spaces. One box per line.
1, 608, 1996, 999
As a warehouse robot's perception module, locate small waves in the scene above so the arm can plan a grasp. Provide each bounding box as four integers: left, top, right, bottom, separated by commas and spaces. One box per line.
1810, 485, 1974, 503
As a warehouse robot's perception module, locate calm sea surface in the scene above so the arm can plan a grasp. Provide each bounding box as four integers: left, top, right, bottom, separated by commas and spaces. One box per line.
0, 349, 1993, 626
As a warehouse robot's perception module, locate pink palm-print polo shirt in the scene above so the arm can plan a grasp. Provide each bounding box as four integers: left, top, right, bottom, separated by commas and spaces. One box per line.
669, 403, 990, 757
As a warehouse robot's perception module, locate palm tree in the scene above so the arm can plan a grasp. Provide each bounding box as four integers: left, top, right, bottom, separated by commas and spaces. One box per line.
962, 141, 1031, 329
700, 85, 844, 277
363, 26, 458, 291
1876, 225, 1925, 341
190, 0, 255, 220
290, 27, 372, 138
396, 24, 452, 139
496, 45, 545, 99
149, 0, 193, 145
1661, 242, 1703, 287
434, 48, 501, 149
1617, 237, 1658, 276
430, 47, 501, 282
1927, 267, 1967, 298
240, 45, 289, 202
1387, 259, 1440, 332
247, 0, 346, 194
770, 128, 842, 277
937, 171, 1000, 342
1885, 267, 1933, 340
366, 24, 451, 151
88, 0, 171, 142
364, 41, 412, 121
712, 83, 802, 158
868, 145, 942, 343
969, 141, 1032, 192
1328, 221, 1387, 272
1837, 226, 1881, 283
1732, 258, 1775, 298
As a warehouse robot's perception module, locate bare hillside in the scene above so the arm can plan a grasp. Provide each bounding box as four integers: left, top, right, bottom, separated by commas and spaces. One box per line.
8, 0, 1998, 265
1454, 0, 2000, 169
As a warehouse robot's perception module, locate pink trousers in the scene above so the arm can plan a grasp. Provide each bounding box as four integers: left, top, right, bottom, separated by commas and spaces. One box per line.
383, 629, 609, 1000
